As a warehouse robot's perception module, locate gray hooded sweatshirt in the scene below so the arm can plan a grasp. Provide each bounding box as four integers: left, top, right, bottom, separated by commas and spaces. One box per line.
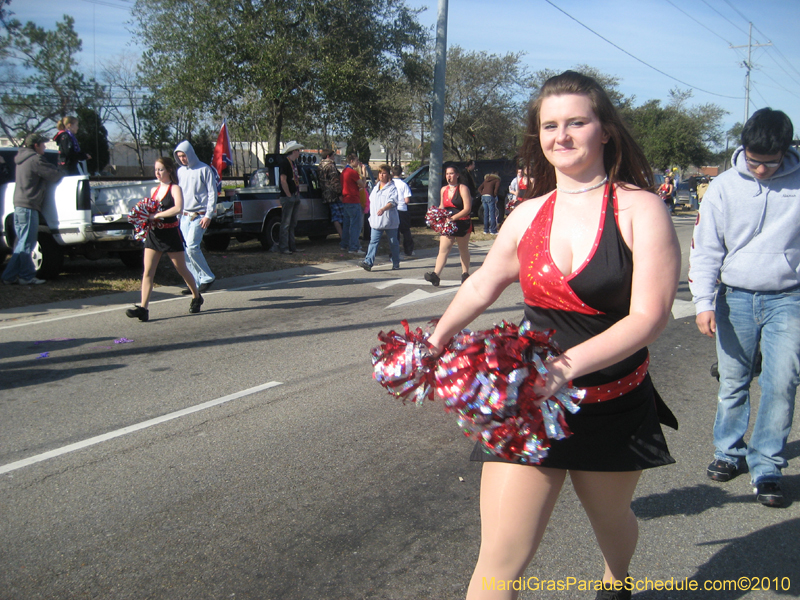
689, 145, 800, 313
13, 147, 63, 211
173, 141, 217, 217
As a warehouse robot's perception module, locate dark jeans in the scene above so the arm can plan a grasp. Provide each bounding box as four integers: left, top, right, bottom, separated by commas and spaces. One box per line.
279, 194, 301, 252
398, 210, 414, 255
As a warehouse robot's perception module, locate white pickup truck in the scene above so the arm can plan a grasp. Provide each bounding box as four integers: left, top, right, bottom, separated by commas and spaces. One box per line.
0, 146, 154, 278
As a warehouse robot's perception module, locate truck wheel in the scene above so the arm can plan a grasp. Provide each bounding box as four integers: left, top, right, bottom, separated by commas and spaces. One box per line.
259, 216, 281, 250
33, 233, 64, 279
203, 234, 231, 252
119, 249, 144, 271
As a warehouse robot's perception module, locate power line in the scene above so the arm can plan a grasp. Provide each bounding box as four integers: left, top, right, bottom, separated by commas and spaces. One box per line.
542, 0, 744, 100
701, 0, 749, 36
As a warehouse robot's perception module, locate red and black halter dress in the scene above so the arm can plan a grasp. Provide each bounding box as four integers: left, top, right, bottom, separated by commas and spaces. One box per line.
144, 184, 186, 253
442, 185, 473, 238
471, 184, 676, 470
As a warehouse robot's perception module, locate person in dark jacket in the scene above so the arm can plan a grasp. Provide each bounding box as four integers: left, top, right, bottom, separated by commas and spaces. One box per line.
2, 134, 63, 285
53, 116, 91, 175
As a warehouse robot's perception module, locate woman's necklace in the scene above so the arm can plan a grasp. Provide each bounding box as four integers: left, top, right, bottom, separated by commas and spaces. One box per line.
556, 176, 608, 194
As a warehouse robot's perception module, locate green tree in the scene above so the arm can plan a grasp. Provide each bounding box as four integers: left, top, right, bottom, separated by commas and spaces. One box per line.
0, 4, 90, 141
443, 46, 529, 161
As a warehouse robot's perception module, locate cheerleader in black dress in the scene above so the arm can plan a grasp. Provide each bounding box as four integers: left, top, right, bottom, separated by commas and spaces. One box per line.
126, 157, 203, 322
424, 165, 473, 287
426, 72, 681, 600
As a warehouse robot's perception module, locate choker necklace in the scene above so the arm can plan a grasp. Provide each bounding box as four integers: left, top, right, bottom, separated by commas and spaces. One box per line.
557, 176, 607, 194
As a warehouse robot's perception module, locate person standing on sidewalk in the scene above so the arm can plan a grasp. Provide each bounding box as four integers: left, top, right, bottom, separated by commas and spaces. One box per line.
391, 165, 414, 256
277, 141, 304, 255
2, 134, 62, 286
318, 148, 343, 239
477, 172, 500, 234
174, 141, 216, 293
340, 153, 365, 254
690, 107, 800, 508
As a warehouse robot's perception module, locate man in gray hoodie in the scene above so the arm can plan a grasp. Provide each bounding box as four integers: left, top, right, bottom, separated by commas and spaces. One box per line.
2, 134, 62, 285
174, 141, 217, 293
689, 108, 800, 508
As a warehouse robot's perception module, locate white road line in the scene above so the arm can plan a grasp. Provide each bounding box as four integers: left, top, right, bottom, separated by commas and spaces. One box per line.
0, 381, 283, 475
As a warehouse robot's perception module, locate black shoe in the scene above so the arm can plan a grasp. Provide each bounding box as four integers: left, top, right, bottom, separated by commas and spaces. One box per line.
181, 288, 192, 295
198, 280, 214, 293
755, 481, 784, 507
424, 272, 440, 287
461, 272, 470, 283
125, 305, 149, 322
594, 576, 632, 600
707, 459, 739, 482
358, 260, 372, 272
189, 294, 204, 314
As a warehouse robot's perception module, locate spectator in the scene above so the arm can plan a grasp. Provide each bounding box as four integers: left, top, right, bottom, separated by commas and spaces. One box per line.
690, 107, 800, 508
477, 172, 500, 234
318, 148, 343, 239
53, 116, 91, 175
358, 164, 400, 271
2, 134, 63, 285
340, 153, 365, 254
392, 165, 414, 256
277, 141, 304, 255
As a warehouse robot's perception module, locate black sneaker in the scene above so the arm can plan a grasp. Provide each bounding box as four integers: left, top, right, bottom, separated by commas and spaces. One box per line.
461, 272, 470, 283
707, 459, 739, 482
594, 583, 632, 600
358, 260, 372, 271
125, 305, 149, 322
755, 481, 784, 507
424, 272, 440, 287
189, 294, 204, 314
198, 280, 215, 293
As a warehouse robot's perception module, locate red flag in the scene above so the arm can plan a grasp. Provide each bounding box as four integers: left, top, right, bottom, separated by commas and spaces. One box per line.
212, 120, 233, 176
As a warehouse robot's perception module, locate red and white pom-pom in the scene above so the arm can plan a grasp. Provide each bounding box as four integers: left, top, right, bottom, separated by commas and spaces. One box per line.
425, 206, 457, 237
435, 321, 584, 464
371, 320, 439, 405
128, 197, 160, 241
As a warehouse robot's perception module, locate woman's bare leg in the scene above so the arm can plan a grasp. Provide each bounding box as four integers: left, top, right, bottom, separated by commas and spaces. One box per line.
434, 235, 455, 275
140, 248, 162, 308
466, 462, 566, 600
168, 251, 199, 298
570, 470, 642, 586
456, 233, 471, 275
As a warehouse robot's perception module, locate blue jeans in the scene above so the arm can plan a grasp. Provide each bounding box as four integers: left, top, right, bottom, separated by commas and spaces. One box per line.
482, 195, 497, 234
179, 215, 214, 285
279, 195, 301, 252
364, 227, 400, 268
2, 207, 39, 282
713, 284, 800, 484
340, 203, 363, 252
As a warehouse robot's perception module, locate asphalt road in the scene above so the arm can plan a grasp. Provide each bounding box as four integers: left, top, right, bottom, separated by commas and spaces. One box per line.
1, 215, 798, 600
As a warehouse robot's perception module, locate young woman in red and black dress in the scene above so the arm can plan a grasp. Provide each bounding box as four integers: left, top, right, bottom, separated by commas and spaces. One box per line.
424, 165, 473, 286
426, 71, 680, 600
126, 157, 202, 321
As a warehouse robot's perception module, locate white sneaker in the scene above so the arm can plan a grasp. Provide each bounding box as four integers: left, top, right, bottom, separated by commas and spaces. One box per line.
19, 277, 45, 285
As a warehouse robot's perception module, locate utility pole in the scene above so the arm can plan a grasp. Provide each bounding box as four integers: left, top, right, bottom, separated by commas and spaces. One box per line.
731, 22, 771, 123
428, 0, 448, 209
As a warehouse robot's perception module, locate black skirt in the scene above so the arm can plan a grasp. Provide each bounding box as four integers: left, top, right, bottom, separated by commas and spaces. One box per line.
470, 375, 676, 471
144, 224, 185, 253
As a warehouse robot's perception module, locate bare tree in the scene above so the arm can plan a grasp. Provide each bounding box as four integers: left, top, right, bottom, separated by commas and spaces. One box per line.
99, 55, 148, 176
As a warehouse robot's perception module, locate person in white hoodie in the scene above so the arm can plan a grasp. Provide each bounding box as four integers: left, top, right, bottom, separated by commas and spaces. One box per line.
174, 141, 216, 293
689, 108, 800, 508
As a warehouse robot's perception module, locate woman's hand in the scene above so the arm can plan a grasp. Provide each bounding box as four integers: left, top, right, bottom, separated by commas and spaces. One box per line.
532, 355, 572, 403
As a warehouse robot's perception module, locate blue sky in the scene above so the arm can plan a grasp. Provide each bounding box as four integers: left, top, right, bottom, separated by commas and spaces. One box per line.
11, 0, 800, 143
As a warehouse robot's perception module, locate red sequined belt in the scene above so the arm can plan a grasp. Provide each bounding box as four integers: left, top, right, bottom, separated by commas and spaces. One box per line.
156, 221, 180, 229
576, 355, 650, 404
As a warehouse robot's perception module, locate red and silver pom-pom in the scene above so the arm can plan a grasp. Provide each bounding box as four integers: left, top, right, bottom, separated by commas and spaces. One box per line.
425, 206, 457, 237
128, 198, 160, 241
371, 320, 439, 405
